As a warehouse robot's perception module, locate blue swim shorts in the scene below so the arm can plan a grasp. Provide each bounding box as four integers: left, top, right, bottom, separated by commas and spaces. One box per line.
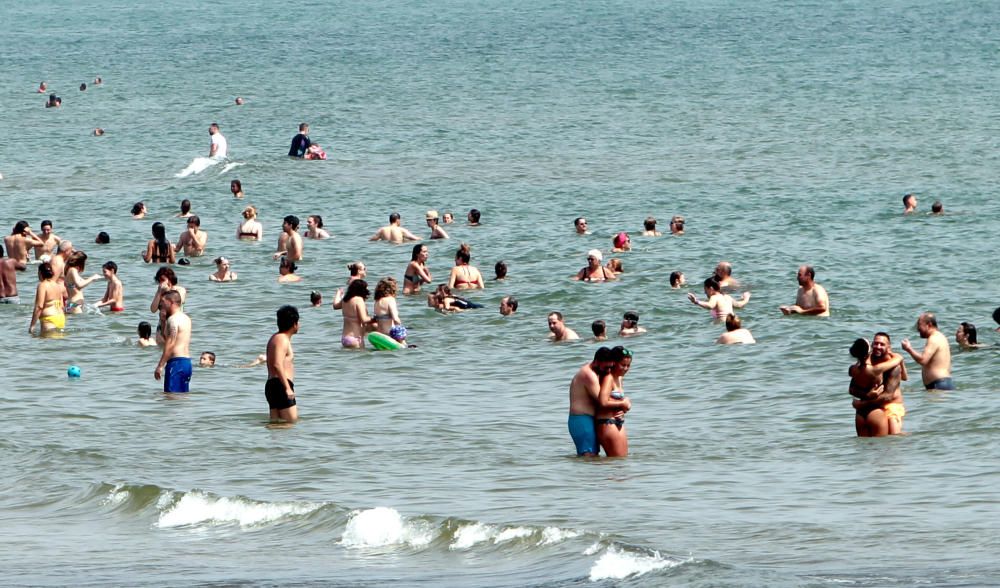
926, 377, 955, 391
568, 413, 598, 456
164, 357, 193, 393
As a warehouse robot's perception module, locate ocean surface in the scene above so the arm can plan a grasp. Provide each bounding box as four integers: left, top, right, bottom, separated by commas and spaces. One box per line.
2, 0, 999, 585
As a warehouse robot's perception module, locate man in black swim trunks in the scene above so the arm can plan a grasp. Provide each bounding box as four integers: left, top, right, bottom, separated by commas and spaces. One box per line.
265, 305, 300, 423
288, 123, 310, 158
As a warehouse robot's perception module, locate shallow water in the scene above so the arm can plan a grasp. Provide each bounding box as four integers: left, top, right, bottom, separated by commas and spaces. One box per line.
2, 0, 999, 585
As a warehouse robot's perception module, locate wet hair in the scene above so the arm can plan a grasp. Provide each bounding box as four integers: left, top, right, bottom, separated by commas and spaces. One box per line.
469, 209, 481, 223
102, 261, 118, 273
932, 201, 943, 213
80, 83, 87, 91
131, 202, 145, 215
213, 256, 228, 266
548, 311, 564, 321
609, 345, 631, 363
374, 277, 398, 300
310, 215, 324, 229
725, 314, 742, 331
669, 271, 683, 287
344, 279, 370, 301
151, 222, 170, 261
503, 296, 518, 312
180, 199, 191, 214
623, 311, 639, 324
592, 320, 606, 337
201, 351, 216, 363
96, 231, 110, 244
137, 321, 152, 339
242, 205, 257, 220
283, 215, 300, 230
65, 251, 88, 271
38, 262, 55, 280
494, 260, 507, 279
644, 216, 657, 230
960, 322, 978, 345
279, 256, 297, 273
348, 261, 365, 276
310, 291, 322, 305
186, 215, 201, 227
455, 243, 472, 264
12, 220, 29, 235
276, 305, 299, 331
41, 220, 53, 229
154, 266, 178, 285
231, 179, 242, 193
389, 212, 401, 223
903, 193, 915, 204
802, 265, 816, 280
993, 307, 1000, 326
574, 217, 586, 227
703, 277, 721, 292
849, 338, 870, 361
410, 243, 426, 262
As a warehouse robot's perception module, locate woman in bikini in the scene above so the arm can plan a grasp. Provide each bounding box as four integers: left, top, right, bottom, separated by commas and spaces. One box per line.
403, 244, 432, 294
595, 346, 633, 457
209, 257, 237, 282
64, 251, 103, 313
332, 262, 368, 310
29, 262, 67, 336
373, 277, 406, 344
574, 249, 615, 282
142, 222, 175, 264
338, 279, 374, 349
447, 243, 484, 290
687, 277, 749, 321
848, 338, 904, 437
236, 205, 262, 240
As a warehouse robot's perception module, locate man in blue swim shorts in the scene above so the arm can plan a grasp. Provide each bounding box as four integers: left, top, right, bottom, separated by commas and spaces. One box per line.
154, 290, 193, 392
567, 347, 629, 456
902, 312, 954, 390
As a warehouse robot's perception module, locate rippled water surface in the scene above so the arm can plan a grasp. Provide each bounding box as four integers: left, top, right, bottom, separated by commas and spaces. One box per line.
2, 0, 999, 585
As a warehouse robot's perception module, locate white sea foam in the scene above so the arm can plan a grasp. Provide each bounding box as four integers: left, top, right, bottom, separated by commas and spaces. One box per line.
175, 157, 219, 178
219, 161, 244, 174
102, 484, 128, 506
450, 522, 496, 550
155, 491, 316, 528
340, 507, 434, 549
540, 526, 581, 545
493, 526, 533, 544
589, 546, 682, 581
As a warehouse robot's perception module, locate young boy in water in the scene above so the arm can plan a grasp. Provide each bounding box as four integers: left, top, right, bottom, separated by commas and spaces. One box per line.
95, 261, 125, 312
136, 321, 157, 347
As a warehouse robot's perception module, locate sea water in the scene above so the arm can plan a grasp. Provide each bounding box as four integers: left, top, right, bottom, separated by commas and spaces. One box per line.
1, 0, 999, 585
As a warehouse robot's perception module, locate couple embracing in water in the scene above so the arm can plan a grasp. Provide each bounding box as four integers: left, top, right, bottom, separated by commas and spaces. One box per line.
567, 346, 633, 457
848, 333, 907, 437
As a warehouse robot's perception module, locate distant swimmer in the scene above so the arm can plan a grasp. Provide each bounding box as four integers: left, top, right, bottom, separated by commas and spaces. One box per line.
176, 198, 194, 218
849, 334, 907, 437
94, 261, 125, 312
716, 314, 755, 344
93, 128, 105, 136
712, 261, 739, 290
131, 202, 147, 220
0, 243, 28, 303
688, 277, 750, 321
669, 271, 685, 289
37, 81, 47, 93
199, 351, 216, 367
779, 265, 830, 317
277, 256, 301, 283
618, 311, 646, 337
611, 232, 631, 253
136, 321, 156, 347
237, 205, 262, 240
29, 262, 66, 336
901, 312, 953, 390
175, 216, 208, 257
447, 243, 485, 290
596, 346, 633, 457
641, 216, 661, 237
288, 123, 311, 158
5, 221, 44, 265
304, 215, 330, 239
548, 311, 580, 341
310, 291, 322, 307
442, 212, 455, 224
425, 210, 449, 240
467, 208, 482, 226
669, 215, 685, 236
95, 232, 110, 245
45, 94, 61, 108
499, 295, 517, 316
574, 217, 590, 235
573, 249, 615, 282
402, 244, 432, 294
903, 193, 917, 215
931, 201, 944, 215
33, 220, 62, 260
369, 212, 420, 244
234, 96, 244, 105
493, 260, 507, 281
266, 305, 300, 423
273, 215, 303, 261
93, 77, 102, 85
230, 179, 244, 199
955, 322, 984, 350
591, 320, 607, 341
79, 83, 87, 91
154, 290, 193, 393
567, 347, 615, 456
208, 122, 228, 159
209, 256, 237, 282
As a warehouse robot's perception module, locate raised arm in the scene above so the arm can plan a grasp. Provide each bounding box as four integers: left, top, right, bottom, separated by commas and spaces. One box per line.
733, 292, 751, 308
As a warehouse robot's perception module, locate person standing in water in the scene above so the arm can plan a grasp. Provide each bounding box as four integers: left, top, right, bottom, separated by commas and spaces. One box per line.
209, 123, 228, 159
154, 290, 192, 393
266, 305, 300, 423
273, 215, 304, 261
95, 261, 125, 312
902, 312, 953, 390
779, 265, 830, 317
288, 123, 311, 158
0, 243, 27, 303
595, 346, 634, 457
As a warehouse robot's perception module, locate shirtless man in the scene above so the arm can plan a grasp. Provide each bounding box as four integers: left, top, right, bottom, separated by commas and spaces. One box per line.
50, 241, 74, 283
154, 290, 193, 393
369, 212, 420, 244
853, 332, 908, 436
5, 221, 44, 265
902, 312, 953, 390
208, 123, 228, 159
33, 220, 62, 260
713, 261, 739, 290
94, 261, 125, 312
499, 295, 517, 316
175, 216, 208, 256
548, 311, 580, 341
273, 215, 304, 261
779, 265, 830, 317
265, 305, 300, 423
903, 193, 917, 214
574, 217, 590, 235
0, 243, 27, 303
425, 210, 449, 240
669, 216, 685, 236
567, 347, 629, 456
640, 217, 661, 237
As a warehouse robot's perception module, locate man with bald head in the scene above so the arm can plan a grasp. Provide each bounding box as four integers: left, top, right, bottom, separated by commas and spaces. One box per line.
713, 261, 739, 291
49, 240, 74, 283
902, 312, 953, 390
780, 265, 830, 317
